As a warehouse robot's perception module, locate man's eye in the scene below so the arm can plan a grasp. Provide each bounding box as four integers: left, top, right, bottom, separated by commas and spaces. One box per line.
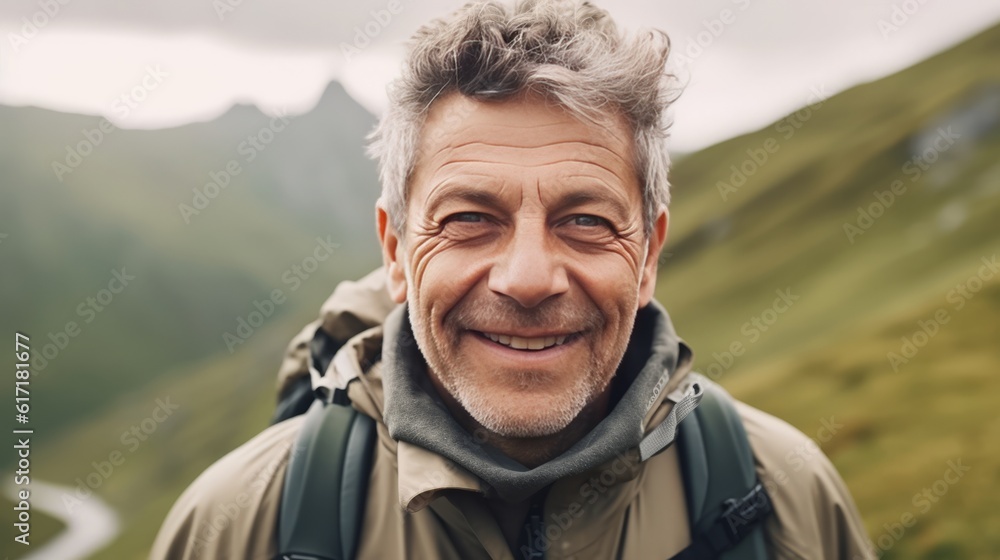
446, 212, 485, 223
570, 215, 608, 228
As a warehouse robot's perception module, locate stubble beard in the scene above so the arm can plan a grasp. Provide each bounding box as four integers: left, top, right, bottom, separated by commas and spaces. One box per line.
410, 294, 622, 439
440, 359, 602, 438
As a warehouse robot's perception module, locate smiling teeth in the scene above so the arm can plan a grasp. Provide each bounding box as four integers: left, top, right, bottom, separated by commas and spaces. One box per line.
484, 333, 568, 350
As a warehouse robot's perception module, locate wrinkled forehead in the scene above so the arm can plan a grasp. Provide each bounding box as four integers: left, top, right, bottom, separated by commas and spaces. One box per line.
411, 92, 639, 190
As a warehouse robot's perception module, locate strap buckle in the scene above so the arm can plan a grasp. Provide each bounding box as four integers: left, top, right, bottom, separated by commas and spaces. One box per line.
714, 483, 773, 550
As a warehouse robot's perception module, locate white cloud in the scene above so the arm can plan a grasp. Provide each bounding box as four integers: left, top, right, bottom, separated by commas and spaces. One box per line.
2, 0, 999, 150
0, 26, 337, 127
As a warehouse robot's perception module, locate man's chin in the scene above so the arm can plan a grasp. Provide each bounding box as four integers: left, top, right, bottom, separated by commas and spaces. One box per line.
471, 411, 573, 439
456, 385, 588, 439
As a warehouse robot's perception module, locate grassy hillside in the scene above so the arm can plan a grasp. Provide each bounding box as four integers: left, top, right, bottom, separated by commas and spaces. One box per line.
656, 21, 1000, 559
0, 82, 382, 457
2, 310, 295, 559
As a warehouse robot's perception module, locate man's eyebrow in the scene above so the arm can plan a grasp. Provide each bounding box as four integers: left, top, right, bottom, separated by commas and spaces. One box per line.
424, 183, 508, 216
549, 188, 631, 220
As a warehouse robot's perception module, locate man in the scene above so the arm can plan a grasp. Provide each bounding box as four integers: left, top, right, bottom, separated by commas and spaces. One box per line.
152, 1, 872, 558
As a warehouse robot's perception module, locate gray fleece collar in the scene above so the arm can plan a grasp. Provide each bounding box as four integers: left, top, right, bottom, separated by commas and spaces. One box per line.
380, 300, 693, 503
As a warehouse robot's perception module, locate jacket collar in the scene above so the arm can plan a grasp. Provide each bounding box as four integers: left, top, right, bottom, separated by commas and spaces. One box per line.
377, 300, 695, 506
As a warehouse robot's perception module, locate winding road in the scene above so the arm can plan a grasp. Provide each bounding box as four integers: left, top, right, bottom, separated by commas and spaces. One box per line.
6, 479, 120, 560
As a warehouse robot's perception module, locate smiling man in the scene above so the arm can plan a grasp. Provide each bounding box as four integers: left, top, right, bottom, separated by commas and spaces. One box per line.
152, 1, 872, 559
383, 91, 664, 468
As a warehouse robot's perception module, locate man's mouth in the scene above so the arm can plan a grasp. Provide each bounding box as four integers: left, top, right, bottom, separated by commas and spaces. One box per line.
476, 331, 577, 351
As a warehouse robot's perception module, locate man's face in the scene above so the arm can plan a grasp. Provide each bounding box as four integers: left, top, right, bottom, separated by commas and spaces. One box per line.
378, 93, 667, 438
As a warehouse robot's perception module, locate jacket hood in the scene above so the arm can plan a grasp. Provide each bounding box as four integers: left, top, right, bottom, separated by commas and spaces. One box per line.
282, 268, 700, 505
380, 300, 697, 503
274, 267, 396, 399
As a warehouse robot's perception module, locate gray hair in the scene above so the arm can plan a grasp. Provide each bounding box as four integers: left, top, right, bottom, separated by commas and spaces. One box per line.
367, 0, 677, 236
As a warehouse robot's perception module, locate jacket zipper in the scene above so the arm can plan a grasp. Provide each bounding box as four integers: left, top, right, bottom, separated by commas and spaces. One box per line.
520, 497, 546, 560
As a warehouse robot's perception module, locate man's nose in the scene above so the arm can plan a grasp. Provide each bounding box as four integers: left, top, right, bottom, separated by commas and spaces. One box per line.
487, 221, 569, 308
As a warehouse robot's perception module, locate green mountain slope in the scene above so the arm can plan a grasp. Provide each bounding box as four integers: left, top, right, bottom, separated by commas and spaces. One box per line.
0, 82, 383, 451
656, 22, 1000, 559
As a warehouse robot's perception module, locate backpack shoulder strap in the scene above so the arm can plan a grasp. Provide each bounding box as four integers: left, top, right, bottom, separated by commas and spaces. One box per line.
277, 398, 377, 560
672, 379, 773, 559
272, 327, 344, 426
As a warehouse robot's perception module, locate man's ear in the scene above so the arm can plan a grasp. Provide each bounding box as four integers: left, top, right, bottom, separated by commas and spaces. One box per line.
638, 207, 668, 308
376, 203, 408, 303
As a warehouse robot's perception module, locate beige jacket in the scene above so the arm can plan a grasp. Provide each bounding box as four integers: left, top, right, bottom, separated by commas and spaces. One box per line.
151, 270, 873, 560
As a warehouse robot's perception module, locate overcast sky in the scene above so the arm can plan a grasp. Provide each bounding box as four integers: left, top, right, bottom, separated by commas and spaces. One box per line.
2, 0, 999, 151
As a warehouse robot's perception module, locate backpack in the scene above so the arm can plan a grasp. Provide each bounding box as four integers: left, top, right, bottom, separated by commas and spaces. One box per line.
271, 327, 774, 560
